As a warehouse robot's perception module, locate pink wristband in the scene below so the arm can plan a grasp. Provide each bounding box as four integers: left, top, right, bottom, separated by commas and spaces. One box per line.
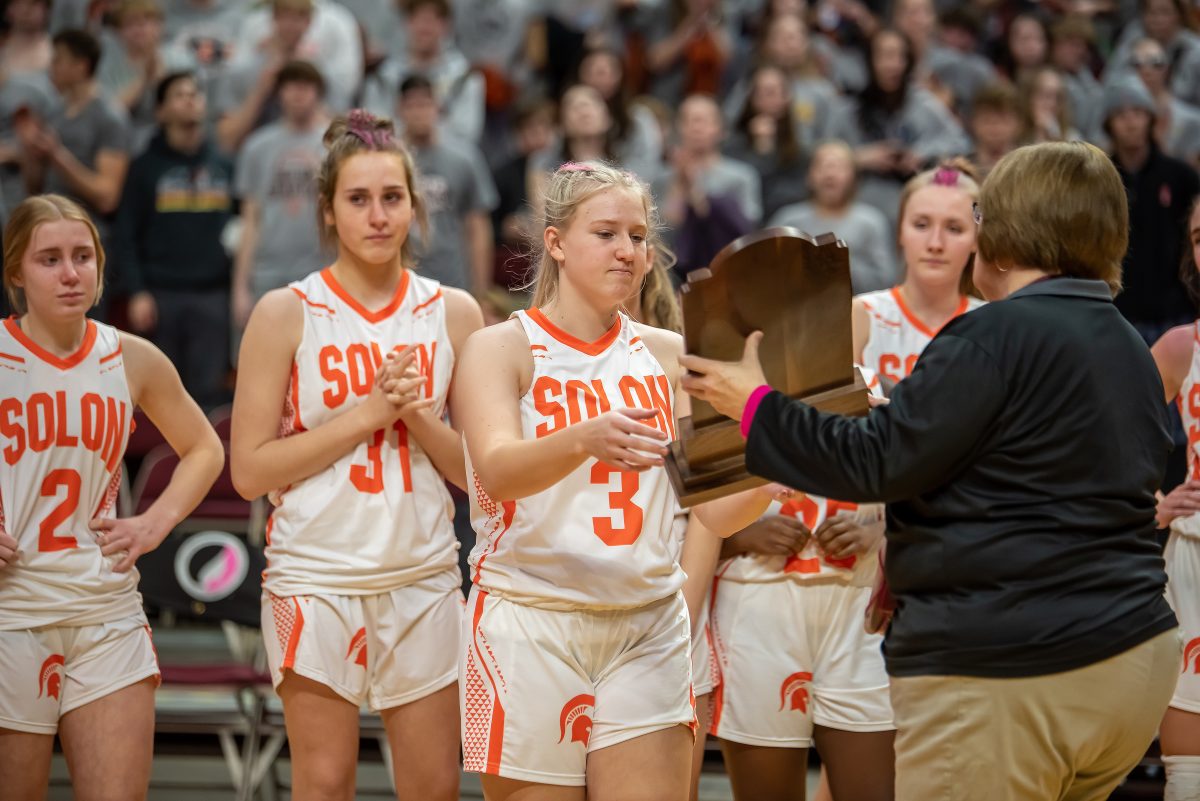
740, 385, 773, 439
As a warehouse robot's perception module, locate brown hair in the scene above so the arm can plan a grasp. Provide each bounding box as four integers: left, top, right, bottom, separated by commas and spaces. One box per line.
971, 81, 1020, 118
113, 0, 163, 25
897, 157, 982, 295
528, 161, 663, 310
1180, 194, 1200, 305
1017, 66, 1072, 144
3, 194, 105, 313
316, 110, 428, 267
977, 141, 1127, 291
637, 259, 682, 333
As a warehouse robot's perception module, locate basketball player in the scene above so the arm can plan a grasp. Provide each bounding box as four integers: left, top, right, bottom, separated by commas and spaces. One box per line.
230, 110, 484, 801
452, 161, 773, 801
0, 194, 224, 801
853, 160, 985, 388
1151, 195, 1200, 801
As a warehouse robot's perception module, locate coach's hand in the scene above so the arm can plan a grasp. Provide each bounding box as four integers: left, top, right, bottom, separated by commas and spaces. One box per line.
1156, 479, 1200, 529
90, 515, 168, 573
815, 516, 883, 560
679, 332, 768, 422
0, 529, 18, 568
729, 515, 811, 557
574, 408, 669, 472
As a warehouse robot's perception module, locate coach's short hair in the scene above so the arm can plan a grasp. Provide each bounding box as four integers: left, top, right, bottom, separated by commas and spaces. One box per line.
976, 141, 1127, 292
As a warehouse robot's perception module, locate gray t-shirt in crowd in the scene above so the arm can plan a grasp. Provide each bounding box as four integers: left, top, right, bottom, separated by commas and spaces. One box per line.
652, 155, 763, 227
408, 138, 498, 291
235, 121, 330, 296
45, 95, 132, 233
769, 201, 897, 294
0, 72, 57, 222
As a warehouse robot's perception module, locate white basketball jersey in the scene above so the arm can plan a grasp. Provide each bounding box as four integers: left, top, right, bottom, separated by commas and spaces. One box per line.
467, 309, 684, 610
264, 268, 458, 596
1175, 321, 1200, 539
858, 287, 983, 386
0, 318, 138, 629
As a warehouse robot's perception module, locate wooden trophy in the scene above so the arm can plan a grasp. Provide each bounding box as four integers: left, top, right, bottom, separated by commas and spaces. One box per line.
666, 227, 869, 506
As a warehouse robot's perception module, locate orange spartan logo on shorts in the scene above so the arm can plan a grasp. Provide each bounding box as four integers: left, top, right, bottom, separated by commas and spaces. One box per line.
38, 654, 65, 699
779, 671, 813, 713
346, 628, 368, 668
558, 694, 596, 747
1184, 637, 1200, 675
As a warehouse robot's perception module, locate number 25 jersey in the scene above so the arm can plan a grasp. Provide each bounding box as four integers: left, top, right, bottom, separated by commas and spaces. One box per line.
264, 269, 458, 597
467, 310, 684, 611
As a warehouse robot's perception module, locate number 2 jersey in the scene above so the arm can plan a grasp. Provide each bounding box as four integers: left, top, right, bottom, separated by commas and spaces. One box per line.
264, 268, 458, 597
0, 318, 136, 630
858, 287, 983, 385
467, 309, 684, 611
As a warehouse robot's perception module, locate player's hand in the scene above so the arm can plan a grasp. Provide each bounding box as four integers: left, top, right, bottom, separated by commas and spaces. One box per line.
573, 408, 669, 472
729, 515, 811, 557
90, 515, 167, 573
0, 529, 19, 569
378, 347, 434, 419
1156, 480, 1200, 529
814, 516, 883, 560
358, 347, 421, 429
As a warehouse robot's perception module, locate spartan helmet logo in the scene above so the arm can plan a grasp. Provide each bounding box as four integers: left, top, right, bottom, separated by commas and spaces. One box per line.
558, 694, 596, 747
1184, 637, 1200, 674
779, 671, 813, 713
38, 654, 65, 700
345, 628, 368, 668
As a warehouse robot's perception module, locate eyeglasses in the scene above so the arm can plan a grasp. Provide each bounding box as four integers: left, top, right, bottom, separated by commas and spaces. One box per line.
972, 201, 982, 226
1131, 55, 1168, 69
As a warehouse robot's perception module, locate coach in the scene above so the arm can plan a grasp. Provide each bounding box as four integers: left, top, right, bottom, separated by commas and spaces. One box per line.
681, 141, 1180, 801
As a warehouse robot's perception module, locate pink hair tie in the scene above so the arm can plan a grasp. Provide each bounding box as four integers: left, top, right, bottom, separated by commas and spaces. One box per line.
931, 167, 961, 187
345, 109, 392, 149
559, 161, 594, 173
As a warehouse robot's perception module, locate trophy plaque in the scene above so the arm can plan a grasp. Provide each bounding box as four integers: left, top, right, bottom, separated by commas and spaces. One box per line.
667, 227, 869, 506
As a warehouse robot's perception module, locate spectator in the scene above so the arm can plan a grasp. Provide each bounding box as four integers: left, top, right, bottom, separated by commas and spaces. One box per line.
98, 0, 192, 152
453, 0, 540, 128
646, 0, 733, 106
161, 0, 246, 99
998, 13, 1049, 82
722, 13, 839, 150
1050, 14, 1103, 141
114, 71, 235, 408
18, 29, 132, 245
1104, 78, 1200, 343
724, 63, 809, 220
0, 69, 56, 222
769, 139, 895, 292
398, 74, 497, 296
232, 61, 330, 329
1, 0, 52, 75
490, 95, 554, 289
362, 0, 484, 144
827, 27, 969, 232
653, 93, 761, 274
927, 6, 997, 115
1017, 66, 1077, 143
967, 82, 1021, 178
577, 46, 664, 180
529, 84, 618, 198
1107, 0, 1200, 108
1130, 37, 1200, 166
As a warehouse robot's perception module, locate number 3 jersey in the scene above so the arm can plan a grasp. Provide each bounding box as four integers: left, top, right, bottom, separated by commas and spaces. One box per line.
467, 309, 684, 611
264, 268, 458, 597
0, 318, 137, 630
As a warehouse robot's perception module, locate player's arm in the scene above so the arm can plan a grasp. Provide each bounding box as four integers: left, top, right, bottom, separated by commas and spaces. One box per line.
92, 333, 225, 572
639, 323, 774, 535
399, 287, 484, 490
229, 289, 424, 500
851, 297, 870, 366
453, 321, 668, 501
680, 512, 722, 631
1152, 324, 1194, 404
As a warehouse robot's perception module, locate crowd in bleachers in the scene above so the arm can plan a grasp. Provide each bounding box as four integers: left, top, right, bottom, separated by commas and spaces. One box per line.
1, 0, 1199, 407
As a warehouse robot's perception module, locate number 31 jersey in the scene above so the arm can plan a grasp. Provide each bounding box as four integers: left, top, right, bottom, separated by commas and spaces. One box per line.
0, 318, 137, 630
467, 310, 684, 611
264, 268, 458, 597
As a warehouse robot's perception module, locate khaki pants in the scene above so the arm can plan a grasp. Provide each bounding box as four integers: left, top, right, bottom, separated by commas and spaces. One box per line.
890, 628, 1181, 801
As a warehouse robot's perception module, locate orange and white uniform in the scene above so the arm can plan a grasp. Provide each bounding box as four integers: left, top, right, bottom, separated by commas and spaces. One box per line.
0, 318, 158, 733
858, 287, 983, 386
709, 368, 893, 747
1168, 320, 1200, 713
669, 505, 717, 697
461, 310, 693, 786
259, 268, 463, 711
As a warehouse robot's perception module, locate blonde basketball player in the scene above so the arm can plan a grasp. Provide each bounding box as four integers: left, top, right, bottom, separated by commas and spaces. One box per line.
1151, 195, 1200, 801
625, 257, 720, 801
452, 161, 773, 801
231, 110, 484, 801
0, 194, 223, 801
853, 160, 985, 388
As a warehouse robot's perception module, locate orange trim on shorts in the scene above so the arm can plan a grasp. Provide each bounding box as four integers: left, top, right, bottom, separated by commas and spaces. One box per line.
320, 268, 411, 324
889, 288, 969, 339
282, 599, 304, 670
707, 564, 733, 734
472, 590, 506, 774
4, 317, 97, 370
525, 307, 621, 356
411, 289, 443, 316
